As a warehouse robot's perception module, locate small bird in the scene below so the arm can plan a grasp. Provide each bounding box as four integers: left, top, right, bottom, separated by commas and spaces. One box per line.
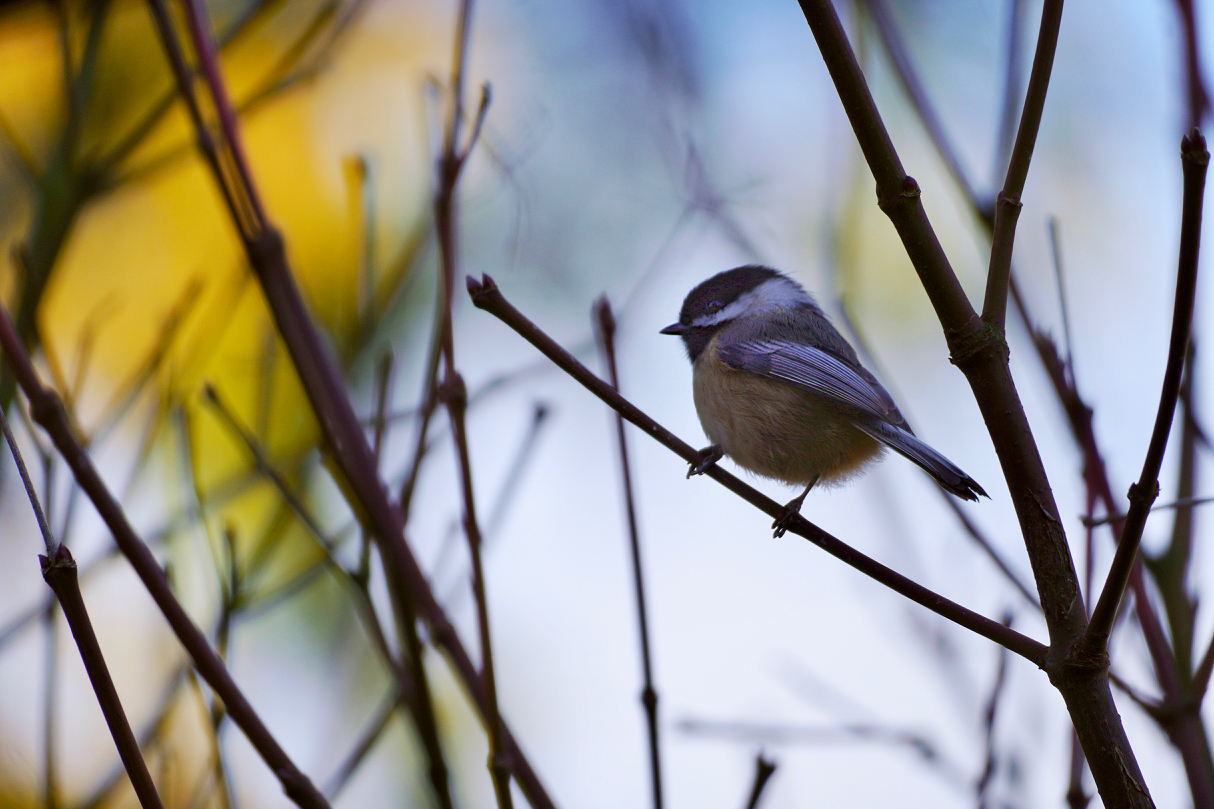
661, 265, 987, 535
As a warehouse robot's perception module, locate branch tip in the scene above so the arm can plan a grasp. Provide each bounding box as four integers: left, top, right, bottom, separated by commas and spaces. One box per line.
593, 295, 616, 340
466, 273, 499, 307
1182, 128, 1208, 162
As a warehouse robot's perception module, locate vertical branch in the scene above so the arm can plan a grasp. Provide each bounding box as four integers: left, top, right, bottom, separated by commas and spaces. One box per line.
442, 374, 513, 808
1086, 132, 1208, 649
1172, 0, 1210, 130
981, 0, 1065, 331
430, 0, 513, 804
1067, 729, 1091, 809
976, 614, 1012, 808
593, 297, 663, 809
41, 600, 60, 809
992, 0, 1026, 190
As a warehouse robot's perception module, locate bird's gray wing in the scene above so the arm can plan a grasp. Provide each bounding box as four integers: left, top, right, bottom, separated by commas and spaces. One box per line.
717, 339, 900, 421
719, 339, 987, 500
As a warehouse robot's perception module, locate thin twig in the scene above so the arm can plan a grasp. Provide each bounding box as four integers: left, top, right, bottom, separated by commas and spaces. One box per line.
1067, 728, 1092, 809
42, 601, 59, 809
981, 0, 1065, 331
435, 401, 551, 606
1172, 0, 1211, 130
976, 613, 1013, 808
0, 400, 56, 554
323, 688, 406, 799
992, 0, 1026, 194
429, 0, 511, 803
1086, 131, 1208, 650
679, 718, 968, 788
862, 0, 979, 205
442, 372, 513, 808
1082, 495, 1214, 528
1047, 218, 1076, 372
468, 275, 1047, 666
594, 297, 663, 809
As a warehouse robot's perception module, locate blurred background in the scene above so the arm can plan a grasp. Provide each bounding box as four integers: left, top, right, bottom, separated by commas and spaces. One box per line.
0, 0, 1208, 806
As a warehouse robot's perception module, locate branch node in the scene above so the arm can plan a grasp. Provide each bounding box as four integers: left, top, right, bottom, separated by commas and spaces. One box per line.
1049, 642, 1110, 687
439, 372, 468, 410
1126, 480, 1160, 508
39, 543, 75, 576
877, 175, 921, 213
948, 319, 1009, 369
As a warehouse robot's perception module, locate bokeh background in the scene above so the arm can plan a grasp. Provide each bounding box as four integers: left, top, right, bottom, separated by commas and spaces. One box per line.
0, 0, 1209, 806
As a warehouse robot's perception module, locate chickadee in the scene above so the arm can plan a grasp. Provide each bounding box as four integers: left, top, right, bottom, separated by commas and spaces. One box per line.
661, 265, 987, 535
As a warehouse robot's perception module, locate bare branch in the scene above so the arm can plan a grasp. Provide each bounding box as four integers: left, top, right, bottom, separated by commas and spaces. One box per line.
594, 297, 663, 809
40, 546, 165, 809
468, 275, 1048, 666
982, 0, 1064, 330
1087, 132, 1208, 649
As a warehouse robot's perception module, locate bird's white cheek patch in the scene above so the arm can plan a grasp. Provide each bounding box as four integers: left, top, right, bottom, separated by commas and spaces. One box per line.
691, 277, 812, 329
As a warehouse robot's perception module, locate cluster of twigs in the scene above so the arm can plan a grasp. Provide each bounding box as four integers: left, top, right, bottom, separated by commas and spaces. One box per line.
0, 0, 1211, 807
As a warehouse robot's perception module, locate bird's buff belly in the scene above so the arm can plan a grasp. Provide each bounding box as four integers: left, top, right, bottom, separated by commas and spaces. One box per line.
693, 365, 884, 487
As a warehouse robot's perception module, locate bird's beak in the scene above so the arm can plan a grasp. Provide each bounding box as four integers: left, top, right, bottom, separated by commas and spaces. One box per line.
660, 322, 687, 335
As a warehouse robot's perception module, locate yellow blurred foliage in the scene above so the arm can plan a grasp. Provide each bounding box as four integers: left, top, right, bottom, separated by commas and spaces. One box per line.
0, 0, 463, 589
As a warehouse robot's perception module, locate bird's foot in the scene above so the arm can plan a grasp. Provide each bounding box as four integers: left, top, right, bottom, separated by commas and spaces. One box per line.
687, 445, 724, 478
771, 476, 819, 538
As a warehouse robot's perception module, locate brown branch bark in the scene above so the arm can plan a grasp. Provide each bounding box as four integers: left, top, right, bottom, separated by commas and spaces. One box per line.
40, 547, 166, 809
594, 298, 663, 809
1086, 131, 1208, 648
981, 0, 1064, 330
793, 0, 1151, 805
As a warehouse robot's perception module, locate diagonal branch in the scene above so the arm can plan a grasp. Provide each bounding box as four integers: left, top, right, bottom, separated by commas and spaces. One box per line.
1086, 132, 1209, 649
468, 275, 1048, 667
40, 546, 166, 809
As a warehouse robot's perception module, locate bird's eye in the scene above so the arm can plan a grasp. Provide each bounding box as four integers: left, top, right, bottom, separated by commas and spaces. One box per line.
707, 300, 723, 313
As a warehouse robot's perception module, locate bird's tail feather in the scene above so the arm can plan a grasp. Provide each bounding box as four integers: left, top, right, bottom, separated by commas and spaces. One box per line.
855, 421, 988, 501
